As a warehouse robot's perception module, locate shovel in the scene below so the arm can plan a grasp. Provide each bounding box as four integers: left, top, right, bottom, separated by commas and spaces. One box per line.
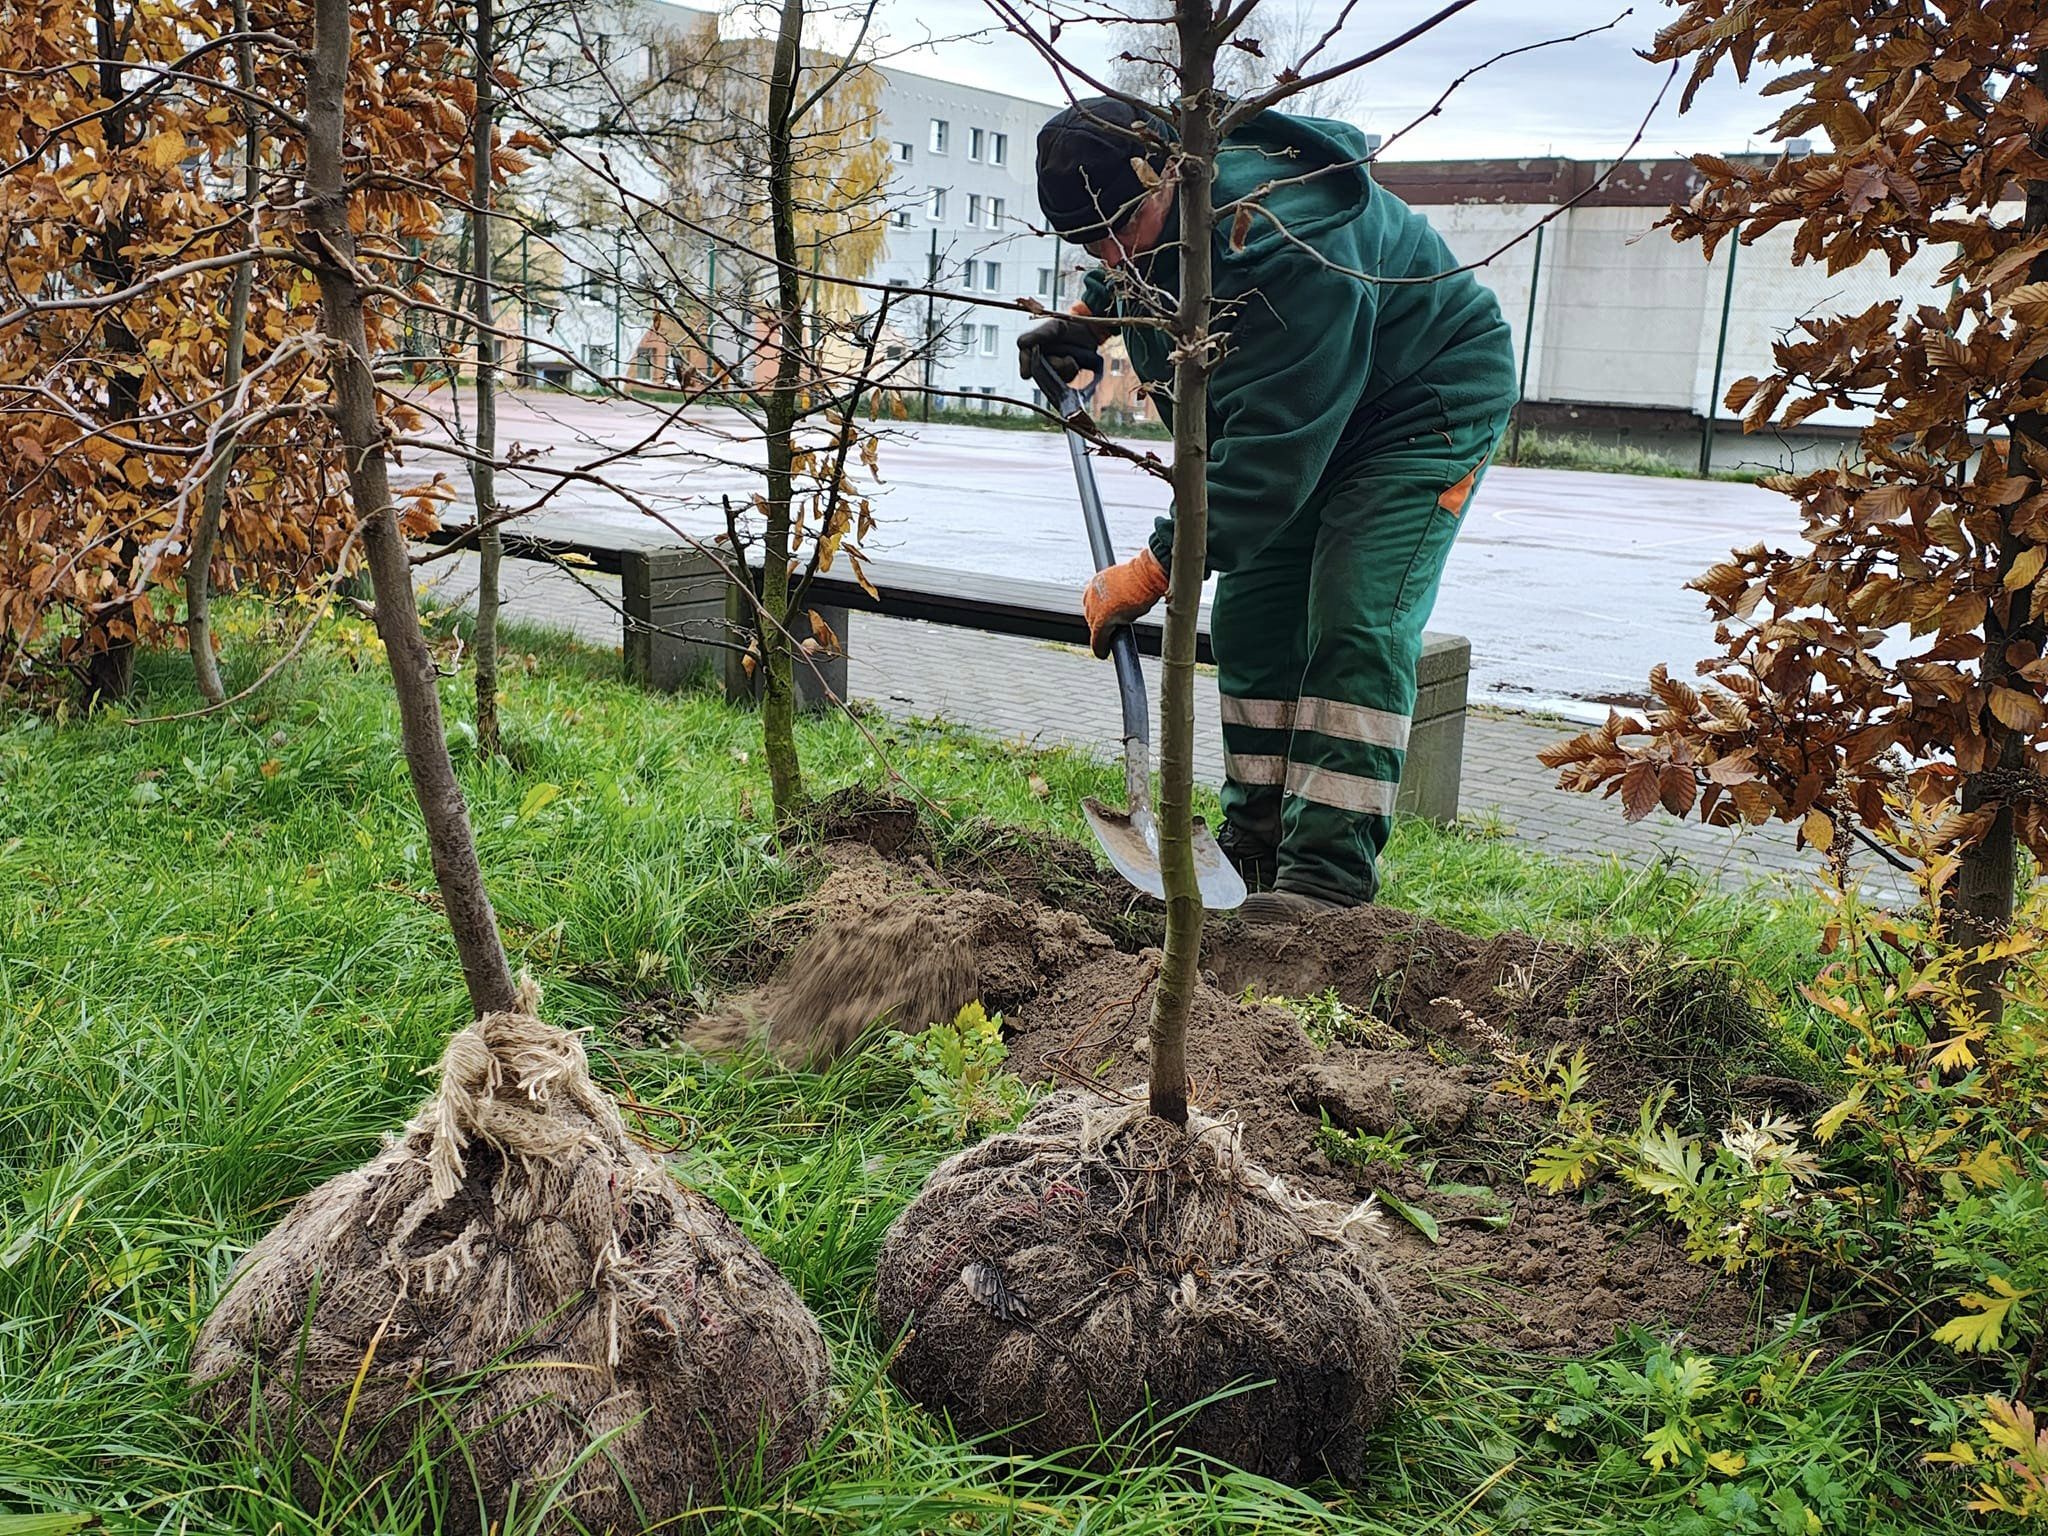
1033, 359, 1246, 910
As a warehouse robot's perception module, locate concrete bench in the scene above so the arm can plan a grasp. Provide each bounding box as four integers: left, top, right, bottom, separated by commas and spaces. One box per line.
619, 545, 1471, 825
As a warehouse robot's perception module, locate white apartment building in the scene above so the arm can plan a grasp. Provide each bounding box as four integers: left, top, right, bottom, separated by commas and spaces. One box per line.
506, 1, 1092, 407
867, 71, 1090, 409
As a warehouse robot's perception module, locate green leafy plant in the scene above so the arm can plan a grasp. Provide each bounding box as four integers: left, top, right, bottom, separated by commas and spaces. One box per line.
1928, 1396, 2048, 1522
1260, 985, 1410, 1050
891, 1002, 1032, 1144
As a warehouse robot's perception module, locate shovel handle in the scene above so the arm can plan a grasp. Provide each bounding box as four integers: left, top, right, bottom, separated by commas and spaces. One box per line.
1033, 358, 1151, 752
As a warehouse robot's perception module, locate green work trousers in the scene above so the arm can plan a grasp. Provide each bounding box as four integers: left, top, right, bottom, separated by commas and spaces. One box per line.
1211, 409, 1507, 904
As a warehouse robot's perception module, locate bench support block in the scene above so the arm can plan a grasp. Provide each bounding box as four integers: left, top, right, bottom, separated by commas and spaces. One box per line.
621, 547, 847, 711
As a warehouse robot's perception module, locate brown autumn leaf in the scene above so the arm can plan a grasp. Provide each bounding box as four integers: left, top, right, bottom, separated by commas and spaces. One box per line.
808, 610, 840, 656
1989, 686, 2047, 732
1619, 762, 1663, 822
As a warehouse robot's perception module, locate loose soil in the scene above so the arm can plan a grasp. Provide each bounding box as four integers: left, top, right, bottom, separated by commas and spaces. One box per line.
684, 793, 1800, 1356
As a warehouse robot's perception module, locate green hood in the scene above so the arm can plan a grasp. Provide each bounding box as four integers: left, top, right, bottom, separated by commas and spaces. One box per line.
1215, 111, 1377, 257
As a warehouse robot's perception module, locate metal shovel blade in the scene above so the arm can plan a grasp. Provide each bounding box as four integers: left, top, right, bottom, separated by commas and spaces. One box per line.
1083, 798, 1248, 910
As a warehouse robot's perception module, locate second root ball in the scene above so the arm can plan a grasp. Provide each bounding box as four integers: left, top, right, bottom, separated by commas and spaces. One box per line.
874, 1089, 1404, 1483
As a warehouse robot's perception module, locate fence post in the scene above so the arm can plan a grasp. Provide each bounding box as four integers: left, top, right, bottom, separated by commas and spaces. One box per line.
1508, 221, 1545, 464
1701, 237, 1740, 477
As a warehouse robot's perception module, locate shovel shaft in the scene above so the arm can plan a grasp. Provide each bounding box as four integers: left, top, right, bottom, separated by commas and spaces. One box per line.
1036, 360, 1151, 751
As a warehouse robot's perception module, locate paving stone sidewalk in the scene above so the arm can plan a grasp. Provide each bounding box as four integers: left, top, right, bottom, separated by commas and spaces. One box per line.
429, 551, 1899, 899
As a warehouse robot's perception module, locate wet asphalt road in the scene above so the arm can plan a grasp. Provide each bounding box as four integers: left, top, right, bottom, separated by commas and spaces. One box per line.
409, 390, 1800, 716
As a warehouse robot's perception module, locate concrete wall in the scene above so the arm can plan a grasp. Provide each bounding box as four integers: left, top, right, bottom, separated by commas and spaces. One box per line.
1422, 188, 1984, 470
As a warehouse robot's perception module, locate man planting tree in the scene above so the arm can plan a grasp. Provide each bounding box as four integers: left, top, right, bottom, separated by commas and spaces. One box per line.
1021, 98, 1516, 922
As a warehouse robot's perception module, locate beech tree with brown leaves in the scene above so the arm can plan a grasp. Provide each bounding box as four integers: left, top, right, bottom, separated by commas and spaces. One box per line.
0, 0, 482, 705
1543, 0, 2048, 1017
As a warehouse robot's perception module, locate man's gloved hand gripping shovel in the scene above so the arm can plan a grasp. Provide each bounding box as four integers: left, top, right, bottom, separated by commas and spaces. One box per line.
1031, 355, 1246, 910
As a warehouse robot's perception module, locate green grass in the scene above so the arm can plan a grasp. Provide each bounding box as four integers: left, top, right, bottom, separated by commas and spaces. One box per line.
0, 612, 1975, 1533
1501, 429, 1767, 485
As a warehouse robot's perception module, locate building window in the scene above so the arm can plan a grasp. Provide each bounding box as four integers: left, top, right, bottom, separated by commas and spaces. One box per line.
968, 126, 984, 161
990, 132, 1007, 166
892, 141, 913, 163
890, 205, 911, 228
929, 119, 948, 154
987, 196, 1004, 230
1037, 267, 1052, 296
634, 345, 655, 380
926, 186, 945, 221
980, 324, 999, 356
982, 261, 1000, 292
965, 192, 981, 227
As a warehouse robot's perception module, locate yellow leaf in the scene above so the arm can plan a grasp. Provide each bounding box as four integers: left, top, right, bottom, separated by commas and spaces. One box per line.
1929, 1031, 1977, 1074
1957, 1143, 2014, 1191
2003, 546, 2046, 591
1923, 1439, 1978, 1467
1814, 1085, 1865, 1142
143, 130, 186, 172
1932, 1285, 2023, 1354
1706, 1449, 1748, 1476
1802, 809, 1834, 851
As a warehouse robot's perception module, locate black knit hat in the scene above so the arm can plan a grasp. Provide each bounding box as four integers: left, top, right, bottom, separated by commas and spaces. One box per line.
1036, 97, 1175, 243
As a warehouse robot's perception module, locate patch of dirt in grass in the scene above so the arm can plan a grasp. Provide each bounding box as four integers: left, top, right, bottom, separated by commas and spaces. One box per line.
685, 792, 1776, 1354
1000, 943, 1761, 1356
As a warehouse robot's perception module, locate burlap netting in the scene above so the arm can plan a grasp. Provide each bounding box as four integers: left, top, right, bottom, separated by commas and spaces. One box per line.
873, 1090, 1404, 1485
190, 982, 831, 1533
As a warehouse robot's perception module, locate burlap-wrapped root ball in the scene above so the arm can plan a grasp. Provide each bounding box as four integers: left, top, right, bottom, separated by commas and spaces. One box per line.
874, 1090, 1402, 1483
191, 983, 831, 1533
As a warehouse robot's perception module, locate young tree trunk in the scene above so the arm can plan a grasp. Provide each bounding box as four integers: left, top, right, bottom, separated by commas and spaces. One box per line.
86, 0, 139, 705
757, 0, 808, 819
1946, 174, 2048, 1024
188, 0, 259, 708
469, 0, 503, 758
1146, 1, 1221, 1127
304, 0, 518, 1017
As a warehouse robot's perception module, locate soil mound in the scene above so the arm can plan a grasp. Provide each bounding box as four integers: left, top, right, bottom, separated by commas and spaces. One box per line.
193, 984, 831, 1533
1201, 903, 1762, 1115
1002, 946, 1761, 1354
693, 845, 1111, 1065
801, 786, 1164, 948
685, 802, 1778, 1356
874, 1091, 1401, 1483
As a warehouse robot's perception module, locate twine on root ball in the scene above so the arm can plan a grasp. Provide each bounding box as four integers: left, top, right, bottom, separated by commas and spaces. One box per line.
190, 980, 832, 1534
873, 1089, 1403, 1484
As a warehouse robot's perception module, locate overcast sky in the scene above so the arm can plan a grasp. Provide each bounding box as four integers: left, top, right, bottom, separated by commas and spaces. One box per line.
850, 0, 1790, 162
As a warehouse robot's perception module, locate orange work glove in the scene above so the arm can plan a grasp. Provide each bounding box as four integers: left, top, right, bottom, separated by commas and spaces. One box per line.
1081, 547, 1169, 658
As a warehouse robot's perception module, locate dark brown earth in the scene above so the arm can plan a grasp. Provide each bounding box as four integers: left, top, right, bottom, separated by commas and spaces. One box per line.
687, 793, 1796, 1356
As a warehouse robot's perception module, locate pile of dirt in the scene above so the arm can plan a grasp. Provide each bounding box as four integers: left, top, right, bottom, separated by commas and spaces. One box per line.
685, 792, 1785, 1355
691, 845, 1112, 1065
799, 786, 1165, 949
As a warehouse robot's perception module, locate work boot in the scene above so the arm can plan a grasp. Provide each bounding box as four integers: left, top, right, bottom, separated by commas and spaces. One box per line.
1216, 820, 1278, 893
1238, 888, 1349, 925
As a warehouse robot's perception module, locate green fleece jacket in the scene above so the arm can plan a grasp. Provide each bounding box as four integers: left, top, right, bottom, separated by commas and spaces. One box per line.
1080, 111, 1517, 575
